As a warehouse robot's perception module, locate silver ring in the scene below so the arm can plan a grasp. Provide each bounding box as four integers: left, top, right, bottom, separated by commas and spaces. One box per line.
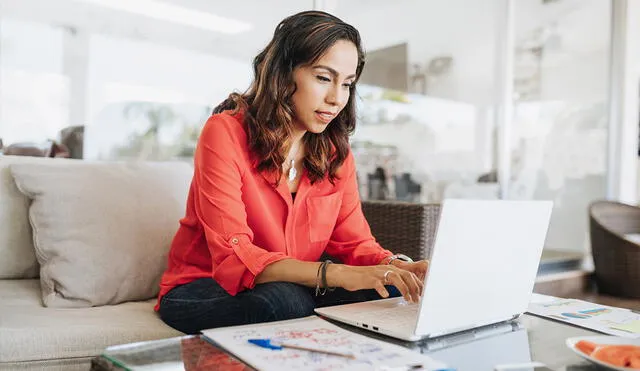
383, 270, 392, 284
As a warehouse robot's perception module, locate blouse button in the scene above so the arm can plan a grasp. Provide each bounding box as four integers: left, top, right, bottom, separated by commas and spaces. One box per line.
230, 237, 239, 245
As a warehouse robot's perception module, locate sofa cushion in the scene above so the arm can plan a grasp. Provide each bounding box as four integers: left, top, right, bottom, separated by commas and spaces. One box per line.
0, 156, 82, 279
0, 279, 183, 363
10, 160, 192, 307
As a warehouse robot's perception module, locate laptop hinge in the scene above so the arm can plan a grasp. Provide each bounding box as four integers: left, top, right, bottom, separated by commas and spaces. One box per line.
423, 314, 520, 339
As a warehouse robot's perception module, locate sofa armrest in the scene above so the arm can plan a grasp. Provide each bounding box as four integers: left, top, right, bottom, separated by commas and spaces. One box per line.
362, 201, 441, 261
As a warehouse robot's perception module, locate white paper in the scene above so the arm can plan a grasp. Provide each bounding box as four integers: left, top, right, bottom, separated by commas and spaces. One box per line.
527, 297, 640, 338
202, 316, 448, 371
529, 293, 560, 304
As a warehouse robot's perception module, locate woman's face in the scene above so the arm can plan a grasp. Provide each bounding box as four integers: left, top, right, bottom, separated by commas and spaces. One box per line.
290, 40, 358, 135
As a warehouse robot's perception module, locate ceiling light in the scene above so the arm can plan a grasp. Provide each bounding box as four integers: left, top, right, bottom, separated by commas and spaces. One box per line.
79, 0, 252, 34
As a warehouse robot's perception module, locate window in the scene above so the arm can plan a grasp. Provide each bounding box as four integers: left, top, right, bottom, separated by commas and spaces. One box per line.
0, 19, 67, 145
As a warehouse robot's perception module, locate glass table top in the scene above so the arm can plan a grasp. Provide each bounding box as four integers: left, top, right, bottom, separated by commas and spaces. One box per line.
94, 314, 602, 371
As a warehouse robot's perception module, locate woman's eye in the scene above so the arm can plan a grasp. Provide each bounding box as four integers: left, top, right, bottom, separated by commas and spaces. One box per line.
316, 75, 331, 82
342, 83, 353, 89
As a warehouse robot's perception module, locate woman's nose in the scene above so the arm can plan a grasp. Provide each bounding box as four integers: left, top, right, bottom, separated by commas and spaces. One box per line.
325, 85, 347, 106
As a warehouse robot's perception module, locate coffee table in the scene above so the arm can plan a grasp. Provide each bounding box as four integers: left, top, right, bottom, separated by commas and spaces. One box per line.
91, 314, 602, 371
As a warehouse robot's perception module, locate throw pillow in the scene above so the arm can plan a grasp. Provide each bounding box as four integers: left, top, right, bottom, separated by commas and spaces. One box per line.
10, 161, 192, 307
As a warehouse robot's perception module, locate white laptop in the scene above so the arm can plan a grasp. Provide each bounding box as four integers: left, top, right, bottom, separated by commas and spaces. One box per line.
315, 199, 553, 341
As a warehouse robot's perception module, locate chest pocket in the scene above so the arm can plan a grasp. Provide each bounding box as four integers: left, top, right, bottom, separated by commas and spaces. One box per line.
306, 192, 342, 243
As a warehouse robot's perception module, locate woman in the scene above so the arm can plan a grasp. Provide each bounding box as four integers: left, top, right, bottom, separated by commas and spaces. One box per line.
156, 10, 428, 334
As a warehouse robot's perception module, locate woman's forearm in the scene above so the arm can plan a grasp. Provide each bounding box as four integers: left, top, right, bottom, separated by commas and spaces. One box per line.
254, 258, 424, 303
255, 258, 344, 287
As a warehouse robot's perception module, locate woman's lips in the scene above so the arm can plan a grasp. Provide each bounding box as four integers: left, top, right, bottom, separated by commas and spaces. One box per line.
315, 111, 335, 123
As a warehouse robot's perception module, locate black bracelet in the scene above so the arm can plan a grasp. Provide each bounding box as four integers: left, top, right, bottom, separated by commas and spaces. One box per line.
314, 262, 323, 296
314, 260, 335, 296
321, 260, 335, 294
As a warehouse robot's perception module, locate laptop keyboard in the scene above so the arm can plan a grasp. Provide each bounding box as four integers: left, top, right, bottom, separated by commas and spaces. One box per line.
358, 302, 420, 328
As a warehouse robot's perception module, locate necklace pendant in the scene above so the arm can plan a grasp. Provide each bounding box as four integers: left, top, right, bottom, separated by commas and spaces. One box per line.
288, 159, 297, 182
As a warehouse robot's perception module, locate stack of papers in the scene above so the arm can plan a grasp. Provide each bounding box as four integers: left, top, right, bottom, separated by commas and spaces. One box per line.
528, 295, 640, 338
202, 316, 449, 371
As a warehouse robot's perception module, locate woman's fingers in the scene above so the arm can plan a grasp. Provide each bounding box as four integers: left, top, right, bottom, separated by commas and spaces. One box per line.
394, 261, 428, 300
400, 270, 421, 302
409, 271, 423, 297
385, 270, 413, 303
365, 266, 424, 302
419, 260, 429, 280
403, 264, 423, 285
375, 281, 389, 298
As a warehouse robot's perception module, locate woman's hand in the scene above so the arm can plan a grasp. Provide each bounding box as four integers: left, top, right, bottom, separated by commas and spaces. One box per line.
328, 264, 423, 303
390, 259, 429, 281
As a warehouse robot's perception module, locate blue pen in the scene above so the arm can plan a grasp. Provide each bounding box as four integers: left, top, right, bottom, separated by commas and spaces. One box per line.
247, 338, 357, 359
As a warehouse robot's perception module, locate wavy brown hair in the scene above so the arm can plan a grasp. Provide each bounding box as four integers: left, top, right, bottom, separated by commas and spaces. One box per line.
213, 10, 365, 184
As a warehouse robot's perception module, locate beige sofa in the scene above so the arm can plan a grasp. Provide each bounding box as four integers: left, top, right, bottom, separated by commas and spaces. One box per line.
0, 155, 188, 370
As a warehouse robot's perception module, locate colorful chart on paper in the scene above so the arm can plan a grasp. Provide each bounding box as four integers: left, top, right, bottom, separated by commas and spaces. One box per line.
528, 298, 640, 338
202, 316, 447, 371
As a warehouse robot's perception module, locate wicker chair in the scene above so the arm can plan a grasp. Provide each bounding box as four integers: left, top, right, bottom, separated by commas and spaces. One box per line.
589, 200, 640, 298
362, 201, 441, 261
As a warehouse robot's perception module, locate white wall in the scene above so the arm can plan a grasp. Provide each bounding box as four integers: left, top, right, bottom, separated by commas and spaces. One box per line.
339, 0, 501, 105
336, 0, 602, 106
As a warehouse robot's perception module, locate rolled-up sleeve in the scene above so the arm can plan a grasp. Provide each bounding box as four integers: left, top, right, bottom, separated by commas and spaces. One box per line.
194, 116, 287, 295
324, 152, 393, 266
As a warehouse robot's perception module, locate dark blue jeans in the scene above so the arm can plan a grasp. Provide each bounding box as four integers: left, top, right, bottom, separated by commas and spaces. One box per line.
158, 278, 400, 334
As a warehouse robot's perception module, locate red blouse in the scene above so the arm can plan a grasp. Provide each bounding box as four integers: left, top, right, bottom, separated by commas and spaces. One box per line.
155, 111, 392, 309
